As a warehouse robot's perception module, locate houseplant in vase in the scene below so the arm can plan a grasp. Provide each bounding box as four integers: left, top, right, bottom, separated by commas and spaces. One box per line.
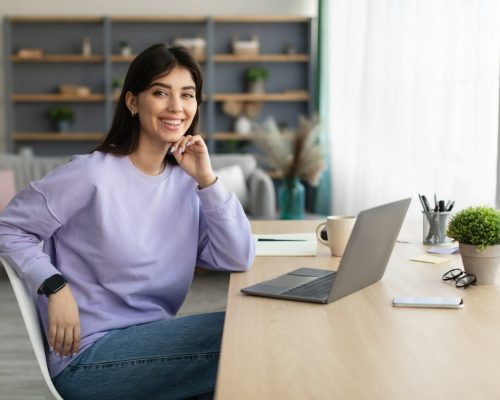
446, 206, 500, 284
48, 106, 75, 133
245, 67, 269, 94
254, 116, 325, 219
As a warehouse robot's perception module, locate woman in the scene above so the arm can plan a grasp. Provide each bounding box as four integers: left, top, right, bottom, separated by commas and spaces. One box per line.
0, 44, 255, 399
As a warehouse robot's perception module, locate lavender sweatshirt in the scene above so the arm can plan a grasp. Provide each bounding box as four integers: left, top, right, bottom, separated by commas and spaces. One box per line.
0, 151, 255, 377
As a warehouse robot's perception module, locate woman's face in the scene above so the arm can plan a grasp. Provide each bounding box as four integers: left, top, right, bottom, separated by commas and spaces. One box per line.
127, 66, 198, 149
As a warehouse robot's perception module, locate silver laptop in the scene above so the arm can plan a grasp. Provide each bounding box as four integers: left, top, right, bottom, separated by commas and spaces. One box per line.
241, 198, 411, 304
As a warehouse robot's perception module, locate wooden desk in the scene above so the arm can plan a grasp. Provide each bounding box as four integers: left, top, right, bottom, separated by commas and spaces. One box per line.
216, 220, 500, 400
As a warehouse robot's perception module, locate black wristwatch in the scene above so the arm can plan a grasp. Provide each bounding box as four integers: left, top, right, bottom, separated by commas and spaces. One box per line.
38, 274, 67, 297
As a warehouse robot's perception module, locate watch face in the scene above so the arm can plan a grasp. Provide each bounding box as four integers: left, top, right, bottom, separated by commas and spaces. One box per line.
44, 274, 67, 295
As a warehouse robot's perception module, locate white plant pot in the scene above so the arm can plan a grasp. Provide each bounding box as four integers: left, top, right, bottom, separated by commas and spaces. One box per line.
234, 115, 252, 134
459, 243, 500, 284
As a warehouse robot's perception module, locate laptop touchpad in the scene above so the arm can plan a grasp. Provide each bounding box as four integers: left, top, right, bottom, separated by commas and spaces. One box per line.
266, 275, 317, 289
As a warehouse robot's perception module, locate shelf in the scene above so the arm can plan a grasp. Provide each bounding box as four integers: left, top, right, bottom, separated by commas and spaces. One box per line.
213, 132, 294, 141
213, 133, 255, 141
111, 16, 207, 23
213, 16, 311, 23
12, 94, 106, 102
13, 132, 105, 141
212, 92, 309, 102
213, 54, 309, 63
10, 54, 104, 63
8, 16, 103, 23
111, 54, 206, 63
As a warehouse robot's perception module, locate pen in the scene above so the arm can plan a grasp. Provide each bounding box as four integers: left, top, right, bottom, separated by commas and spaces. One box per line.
418, 194, 427, 212
421, 195, 431, 212
447, 201, 455, 212
258, 239, 307, 242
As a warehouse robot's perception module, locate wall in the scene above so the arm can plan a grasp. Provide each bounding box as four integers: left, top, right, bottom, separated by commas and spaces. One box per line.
0, 0, 318, 153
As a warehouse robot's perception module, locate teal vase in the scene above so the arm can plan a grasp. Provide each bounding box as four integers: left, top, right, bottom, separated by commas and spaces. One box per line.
279, 177, 305, 220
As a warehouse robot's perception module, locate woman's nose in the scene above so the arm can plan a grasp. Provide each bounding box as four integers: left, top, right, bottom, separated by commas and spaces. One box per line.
167, 96, 182, 114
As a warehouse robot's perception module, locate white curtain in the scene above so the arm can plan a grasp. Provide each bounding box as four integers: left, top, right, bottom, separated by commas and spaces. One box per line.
324, 0, 500, 217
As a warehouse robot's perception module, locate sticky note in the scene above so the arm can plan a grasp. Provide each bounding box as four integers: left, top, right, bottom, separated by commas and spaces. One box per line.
410, 254, 451, 264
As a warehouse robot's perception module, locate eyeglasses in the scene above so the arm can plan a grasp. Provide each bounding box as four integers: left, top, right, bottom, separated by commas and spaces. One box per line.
442, 268, 476, 288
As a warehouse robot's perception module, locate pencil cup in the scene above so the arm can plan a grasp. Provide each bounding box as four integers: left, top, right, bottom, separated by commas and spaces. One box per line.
422, 211, 451, 245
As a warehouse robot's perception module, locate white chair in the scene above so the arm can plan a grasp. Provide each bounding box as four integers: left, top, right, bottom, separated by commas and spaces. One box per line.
1, 257, 64, 400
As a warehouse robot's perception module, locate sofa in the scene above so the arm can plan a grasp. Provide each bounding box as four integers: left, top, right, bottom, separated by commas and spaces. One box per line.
0, 152, 274, 315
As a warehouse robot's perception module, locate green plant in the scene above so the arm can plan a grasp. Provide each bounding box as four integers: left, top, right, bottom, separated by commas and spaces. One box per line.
446, 206, 500, 251
48, 106, 75, 123
112, 77, 125, 89
244, 67, 269, 82
119, 40, 129, 48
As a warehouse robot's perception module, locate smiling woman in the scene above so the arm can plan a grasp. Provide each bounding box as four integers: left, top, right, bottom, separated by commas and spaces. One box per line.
0, 43, 255, 400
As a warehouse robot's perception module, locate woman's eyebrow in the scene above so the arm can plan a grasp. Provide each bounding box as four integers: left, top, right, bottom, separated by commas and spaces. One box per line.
148, 82, 196, 91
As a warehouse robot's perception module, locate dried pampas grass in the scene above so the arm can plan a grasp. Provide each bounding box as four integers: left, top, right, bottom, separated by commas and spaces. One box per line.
254, 115, 325, 186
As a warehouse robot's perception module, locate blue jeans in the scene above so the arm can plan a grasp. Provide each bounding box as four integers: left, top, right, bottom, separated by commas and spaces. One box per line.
52, 312, 225, 400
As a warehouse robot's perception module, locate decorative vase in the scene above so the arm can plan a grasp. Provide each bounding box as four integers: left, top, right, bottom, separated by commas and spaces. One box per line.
56, 120, 71, 133
247, 79, 266, 94
234, 115, 252, 134
279, 177, 305, 220
459, 243, 500, 284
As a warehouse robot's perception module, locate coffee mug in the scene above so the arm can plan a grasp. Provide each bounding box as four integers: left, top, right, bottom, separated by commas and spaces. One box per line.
316, 216, 356, 256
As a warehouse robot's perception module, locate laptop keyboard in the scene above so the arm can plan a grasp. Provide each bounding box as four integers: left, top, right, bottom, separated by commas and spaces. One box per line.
281, 273, 336, 298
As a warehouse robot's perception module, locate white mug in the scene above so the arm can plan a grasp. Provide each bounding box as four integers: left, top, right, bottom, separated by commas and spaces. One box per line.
316, 216, 356, 256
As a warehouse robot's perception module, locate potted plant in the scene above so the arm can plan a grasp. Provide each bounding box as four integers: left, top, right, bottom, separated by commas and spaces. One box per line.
119, 40, 132, 56
244, 67, 269, 93
48, 106, 75, 133
446, 206, 500, 284
112, 77, 125, 97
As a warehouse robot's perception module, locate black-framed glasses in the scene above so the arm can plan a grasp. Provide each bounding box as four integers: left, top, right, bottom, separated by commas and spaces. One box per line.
442, 268, 476, 288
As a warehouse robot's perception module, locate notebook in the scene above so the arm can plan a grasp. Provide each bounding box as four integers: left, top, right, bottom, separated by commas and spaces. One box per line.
241, 198, 411, 304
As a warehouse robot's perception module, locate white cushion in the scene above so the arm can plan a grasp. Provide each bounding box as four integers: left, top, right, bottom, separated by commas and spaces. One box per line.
215, 164, 249, 208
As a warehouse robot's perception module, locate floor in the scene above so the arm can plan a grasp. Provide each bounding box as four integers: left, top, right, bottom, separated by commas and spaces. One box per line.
0, 270, 228, 399
0, 280, 45, 400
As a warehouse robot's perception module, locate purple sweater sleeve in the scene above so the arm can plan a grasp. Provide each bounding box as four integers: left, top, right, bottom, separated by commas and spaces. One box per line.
0, 184, 63, 293
0, 158, 94, 293
196, 179, 255, 272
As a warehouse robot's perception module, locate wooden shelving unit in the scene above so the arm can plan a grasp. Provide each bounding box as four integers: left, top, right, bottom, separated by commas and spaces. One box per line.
4, 15, 316, 155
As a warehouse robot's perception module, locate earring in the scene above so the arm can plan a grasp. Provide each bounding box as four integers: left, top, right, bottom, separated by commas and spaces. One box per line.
131, 111, 137, 117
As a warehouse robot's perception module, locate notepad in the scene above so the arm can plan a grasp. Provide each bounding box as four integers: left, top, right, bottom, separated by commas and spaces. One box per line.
253, 233, 317, 256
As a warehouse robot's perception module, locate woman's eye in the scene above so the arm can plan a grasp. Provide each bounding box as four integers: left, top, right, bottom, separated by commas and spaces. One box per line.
153, 90, 168, 96
183, 93, 195, 99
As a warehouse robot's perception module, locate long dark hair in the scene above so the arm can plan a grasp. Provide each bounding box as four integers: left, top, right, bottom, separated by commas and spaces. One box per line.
94, 44, 204, 165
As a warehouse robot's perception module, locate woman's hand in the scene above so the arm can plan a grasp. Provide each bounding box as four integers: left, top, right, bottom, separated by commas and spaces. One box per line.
47, 285, 80, 357
171, 135, 217, 188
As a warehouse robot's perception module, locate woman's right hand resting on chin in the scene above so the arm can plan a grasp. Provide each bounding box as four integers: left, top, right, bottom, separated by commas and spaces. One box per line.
47, 285, 81, 357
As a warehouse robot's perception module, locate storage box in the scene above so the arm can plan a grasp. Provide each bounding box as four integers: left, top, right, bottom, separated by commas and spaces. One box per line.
173, 37, 206, 57
59, 84, 91, 97
232, 37, 259, 55
16, 48, 43, 59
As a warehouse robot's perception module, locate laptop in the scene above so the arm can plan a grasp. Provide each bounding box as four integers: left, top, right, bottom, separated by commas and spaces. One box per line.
241, 198, 411, 304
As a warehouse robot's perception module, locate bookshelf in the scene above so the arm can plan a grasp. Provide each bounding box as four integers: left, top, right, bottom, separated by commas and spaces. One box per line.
4, 15, 317, 156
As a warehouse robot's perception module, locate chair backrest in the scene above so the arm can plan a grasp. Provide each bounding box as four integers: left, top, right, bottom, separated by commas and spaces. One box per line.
0, 257, 64, 400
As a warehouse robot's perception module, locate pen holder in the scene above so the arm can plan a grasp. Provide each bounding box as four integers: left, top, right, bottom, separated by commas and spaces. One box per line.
422, 211, 451, 245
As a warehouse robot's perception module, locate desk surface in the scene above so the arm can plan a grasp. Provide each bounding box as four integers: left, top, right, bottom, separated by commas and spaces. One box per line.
215, 220, 500, 400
